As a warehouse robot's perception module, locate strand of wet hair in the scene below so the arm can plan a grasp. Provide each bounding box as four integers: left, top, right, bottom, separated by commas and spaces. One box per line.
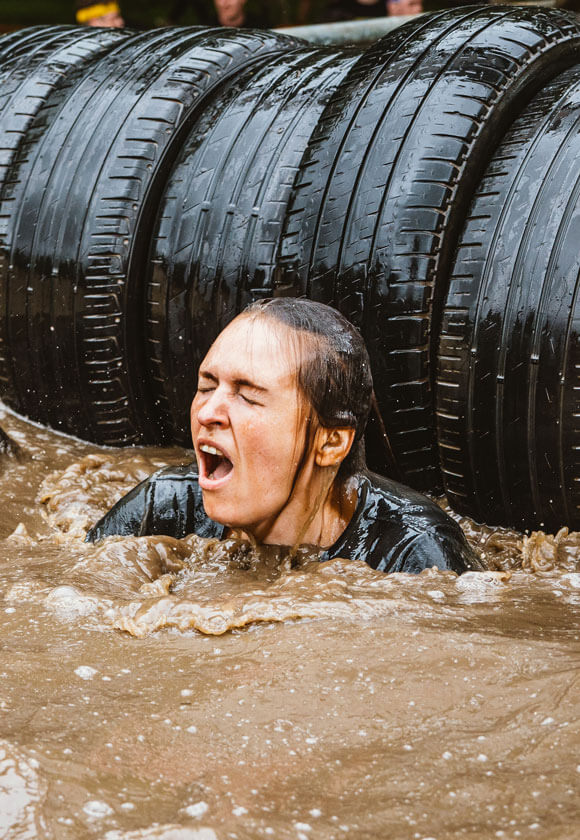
369, 391, 402, 482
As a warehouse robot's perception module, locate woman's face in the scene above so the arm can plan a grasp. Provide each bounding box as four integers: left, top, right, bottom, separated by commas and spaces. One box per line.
190, 316, 309, 533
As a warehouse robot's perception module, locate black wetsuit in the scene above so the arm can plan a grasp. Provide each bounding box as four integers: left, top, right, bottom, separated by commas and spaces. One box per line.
86, 465, 482, 574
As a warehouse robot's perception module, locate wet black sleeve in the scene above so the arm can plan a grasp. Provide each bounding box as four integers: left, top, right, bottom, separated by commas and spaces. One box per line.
372, 524, 483, 575
85, 473, 159, 542
325, 471, 484, 574
85, 466, 223, 543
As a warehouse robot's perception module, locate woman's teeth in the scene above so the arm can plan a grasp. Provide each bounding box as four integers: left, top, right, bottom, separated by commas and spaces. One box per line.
199, 444, 233, 481
200, 444, 222, 456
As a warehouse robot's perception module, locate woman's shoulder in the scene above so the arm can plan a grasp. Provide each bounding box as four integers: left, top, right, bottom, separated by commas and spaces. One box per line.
149, 462, 200, 482
357, 470, 454, 525
329, 470, 483, 574
85, 461, 222, 542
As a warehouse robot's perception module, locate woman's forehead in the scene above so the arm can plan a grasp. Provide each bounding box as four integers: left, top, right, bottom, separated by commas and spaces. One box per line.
202, 316, 298, 385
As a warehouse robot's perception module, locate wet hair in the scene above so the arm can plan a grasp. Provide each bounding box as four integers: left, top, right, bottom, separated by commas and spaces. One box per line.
243, 297, 373, 478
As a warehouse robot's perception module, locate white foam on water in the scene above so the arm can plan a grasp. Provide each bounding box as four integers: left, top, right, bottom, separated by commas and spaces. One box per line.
74, 665, 98, 680
105, 826, 217, 840
184, 802, 209, 819
0, 740, 48, 840
47, 586, 105, 619
83, 799, 114, 818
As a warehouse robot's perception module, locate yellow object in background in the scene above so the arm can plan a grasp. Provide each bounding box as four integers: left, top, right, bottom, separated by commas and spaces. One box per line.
76, 2, 121, 23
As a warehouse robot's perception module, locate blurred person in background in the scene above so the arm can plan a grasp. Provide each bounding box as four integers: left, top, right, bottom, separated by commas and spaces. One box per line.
166, 0, 285, 27
214, 0, 246, 26
386, 0, 422, 14
164, 0, 423, 29
327, 0, 422, 19
75, 1, 125, 25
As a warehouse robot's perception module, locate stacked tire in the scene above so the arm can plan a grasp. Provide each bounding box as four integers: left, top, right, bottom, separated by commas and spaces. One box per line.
1, 7, 580, 531
0, 25, 302, 444
146, 44, 360, 443
276, 5, 580, 491
437, 64, 580, 532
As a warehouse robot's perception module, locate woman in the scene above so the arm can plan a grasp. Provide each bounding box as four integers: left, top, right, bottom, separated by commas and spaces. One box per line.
87, 299, 482, 574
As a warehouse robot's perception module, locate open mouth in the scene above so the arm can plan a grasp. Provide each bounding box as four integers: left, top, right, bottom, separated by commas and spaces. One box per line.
198, 443, 234, 484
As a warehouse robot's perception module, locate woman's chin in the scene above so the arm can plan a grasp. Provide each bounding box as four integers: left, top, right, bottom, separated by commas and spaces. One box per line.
199, 495, 260, 537
199, 491, 236, 526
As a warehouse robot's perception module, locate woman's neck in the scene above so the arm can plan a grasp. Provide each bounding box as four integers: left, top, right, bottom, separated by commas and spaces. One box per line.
296, 475, 358, 548
233, 473, 359, 550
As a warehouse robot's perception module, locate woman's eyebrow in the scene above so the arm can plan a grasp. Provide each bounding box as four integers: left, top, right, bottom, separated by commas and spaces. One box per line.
198, 370, 218, 383
199, 370, 267, 392
234, 377, 267, 392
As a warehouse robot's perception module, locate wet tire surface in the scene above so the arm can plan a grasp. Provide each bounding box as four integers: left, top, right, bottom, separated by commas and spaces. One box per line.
146, 46, 360, 442
437, 64, 580, 531
0, 27, 300, 445
278, 6, 580, 490
0, 26, 131, 410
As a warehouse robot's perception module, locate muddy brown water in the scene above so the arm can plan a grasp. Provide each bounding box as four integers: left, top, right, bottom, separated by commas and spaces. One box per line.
0, 404, 578, 840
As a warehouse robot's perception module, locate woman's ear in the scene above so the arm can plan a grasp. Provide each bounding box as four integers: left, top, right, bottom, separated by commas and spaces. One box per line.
315, 427, 356, 468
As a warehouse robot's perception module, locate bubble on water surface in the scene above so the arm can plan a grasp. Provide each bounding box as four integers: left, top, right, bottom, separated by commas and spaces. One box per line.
184, 802, 209, 818
454, 570, 512, 603
47, 586, 105, 619
83, 799, 114, 818
74, 666, 98, 680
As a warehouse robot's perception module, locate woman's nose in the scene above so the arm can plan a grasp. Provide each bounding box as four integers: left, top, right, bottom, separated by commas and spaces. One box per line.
195, 388, 229, 427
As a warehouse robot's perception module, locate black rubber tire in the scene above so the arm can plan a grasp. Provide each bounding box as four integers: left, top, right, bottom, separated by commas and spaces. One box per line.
146, 45, 359, 443
0, 26, 300, 446
0, 27, 128, 185
0, 26, 131, 408
0, 26, 68, 68
278, 5, 580, 490
437, 64, 580, 532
